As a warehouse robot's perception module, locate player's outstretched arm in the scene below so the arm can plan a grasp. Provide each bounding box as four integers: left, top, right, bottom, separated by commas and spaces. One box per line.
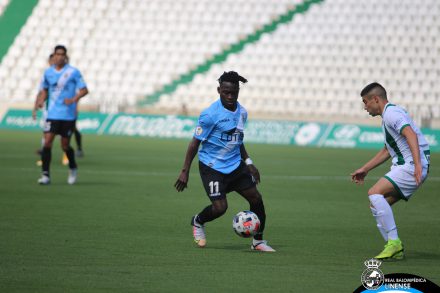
401, 126, 422, 185
351, 146, 390, 184
240, 144, 260, 184
175, 138, 201, 192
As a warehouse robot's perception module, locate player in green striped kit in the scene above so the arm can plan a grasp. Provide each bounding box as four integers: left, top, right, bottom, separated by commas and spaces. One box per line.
351, 82, 430, 260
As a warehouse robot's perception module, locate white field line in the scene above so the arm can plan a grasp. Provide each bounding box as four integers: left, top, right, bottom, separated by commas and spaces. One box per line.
7, 167, 440, 181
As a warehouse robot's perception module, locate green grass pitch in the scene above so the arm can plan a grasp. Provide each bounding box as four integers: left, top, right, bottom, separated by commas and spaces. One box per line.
0, 129, 439, 292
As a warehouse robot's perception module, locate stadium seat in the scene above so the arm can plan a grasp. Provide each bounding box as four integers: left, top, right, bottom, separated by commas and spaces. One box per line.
0, 0, 439, 125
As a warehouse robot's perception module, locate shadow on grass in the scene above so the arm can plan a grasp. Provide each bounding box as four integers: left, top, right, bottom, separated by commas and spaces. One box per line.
201, 243, 283, 253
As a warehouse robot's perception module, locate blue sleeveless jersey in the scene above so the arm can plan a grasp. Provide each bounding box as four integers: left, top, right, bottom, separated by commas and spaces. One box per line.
41, 64, 87, 120
194, 99, 248, 174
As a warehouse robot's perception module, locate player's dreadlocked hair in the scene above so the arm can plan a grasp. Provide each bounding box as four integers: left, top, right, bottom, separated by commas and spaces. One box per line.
218, 71, 248, 85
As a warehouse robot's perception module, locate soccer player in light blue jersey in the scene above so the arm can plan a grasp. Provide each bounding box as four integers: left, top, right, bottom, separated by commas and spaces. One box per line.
175, 71, 275, 252
33, 53, 85, 167
351, 82, 430, 260
36, 45, 88, 185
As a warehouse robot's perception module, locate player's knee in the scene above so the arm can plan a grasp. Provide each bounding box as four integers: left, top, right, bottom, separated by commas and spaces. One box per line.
212, 200, 228, 216
61, 143, 72, 152
367, 187, 379, 196
242, 188, 263, 204
43, 142, 53, 148
248, 194, 263, 206
215, 205, 228, 216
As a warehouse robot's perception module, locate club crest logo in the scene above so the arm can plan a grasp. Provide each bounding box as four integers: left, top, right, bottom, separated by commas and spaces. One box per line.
361, 259, 384, 290
195, 126, 203, 136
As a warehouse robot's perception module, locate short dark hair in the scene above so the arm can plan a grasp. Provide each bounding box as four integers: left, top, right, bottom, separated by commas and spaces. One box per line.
54, 45, 67, 54
218, 71, 247, 85
360, 82, 387, 99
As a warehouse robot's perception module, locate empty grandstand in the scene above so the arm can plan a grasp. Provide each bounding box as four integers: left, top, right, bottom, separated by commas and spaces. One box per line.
0, 0, 439, 127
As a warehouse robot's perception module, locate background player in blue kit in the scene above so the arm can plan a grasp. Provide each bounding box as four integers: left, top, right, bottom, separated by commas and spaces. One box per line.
174, 71, 275, 252
33, 53, 83, 166
36, 45, 88, 185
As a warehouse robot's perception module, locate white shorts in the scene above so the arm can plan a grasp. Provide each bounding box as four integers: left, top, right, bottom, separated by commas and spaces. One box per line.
384, 162, 429, 200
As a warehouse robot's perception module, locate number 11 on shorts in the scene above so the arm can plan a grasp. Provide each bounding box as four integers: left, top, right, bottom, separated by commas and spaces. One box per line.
209, 181, 220, 197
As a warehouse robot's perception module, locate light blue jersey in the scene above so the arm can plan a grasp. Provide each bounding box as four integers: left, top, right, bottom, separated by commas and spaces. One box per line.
41, 64, 86, 121
194, 99, 248, 174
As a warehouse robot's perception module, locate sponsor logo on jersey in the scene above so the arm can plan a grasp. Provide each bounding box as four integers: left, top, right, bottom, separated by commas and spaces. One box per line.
221, 128, 243, 142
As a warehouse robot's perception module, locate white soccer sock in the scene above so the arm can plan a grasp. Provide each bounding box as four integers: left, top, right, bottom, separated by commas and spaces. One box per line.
370, 206, 388, 241
369, 194, 399, 240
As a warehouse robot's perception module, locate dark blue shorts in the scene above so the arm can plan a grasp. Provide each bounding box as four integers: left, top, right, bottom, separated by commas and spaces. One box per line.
43, 119, 76, 137
199, 161, 256, 201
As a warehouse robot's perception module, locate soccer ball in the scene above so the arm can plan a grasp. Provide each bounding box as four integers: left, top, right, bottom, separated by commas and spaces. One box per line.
232, 210, 260, 238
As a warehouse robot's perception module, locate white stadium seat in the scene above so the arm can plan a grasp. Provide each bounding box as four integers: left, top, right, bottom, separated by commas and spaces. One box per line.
0, 0, 439, 125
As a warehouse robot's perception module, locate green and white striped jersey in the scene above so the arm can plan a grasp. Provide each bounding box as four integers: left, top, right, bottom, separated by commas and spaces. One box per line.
381, 103, 430, 166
